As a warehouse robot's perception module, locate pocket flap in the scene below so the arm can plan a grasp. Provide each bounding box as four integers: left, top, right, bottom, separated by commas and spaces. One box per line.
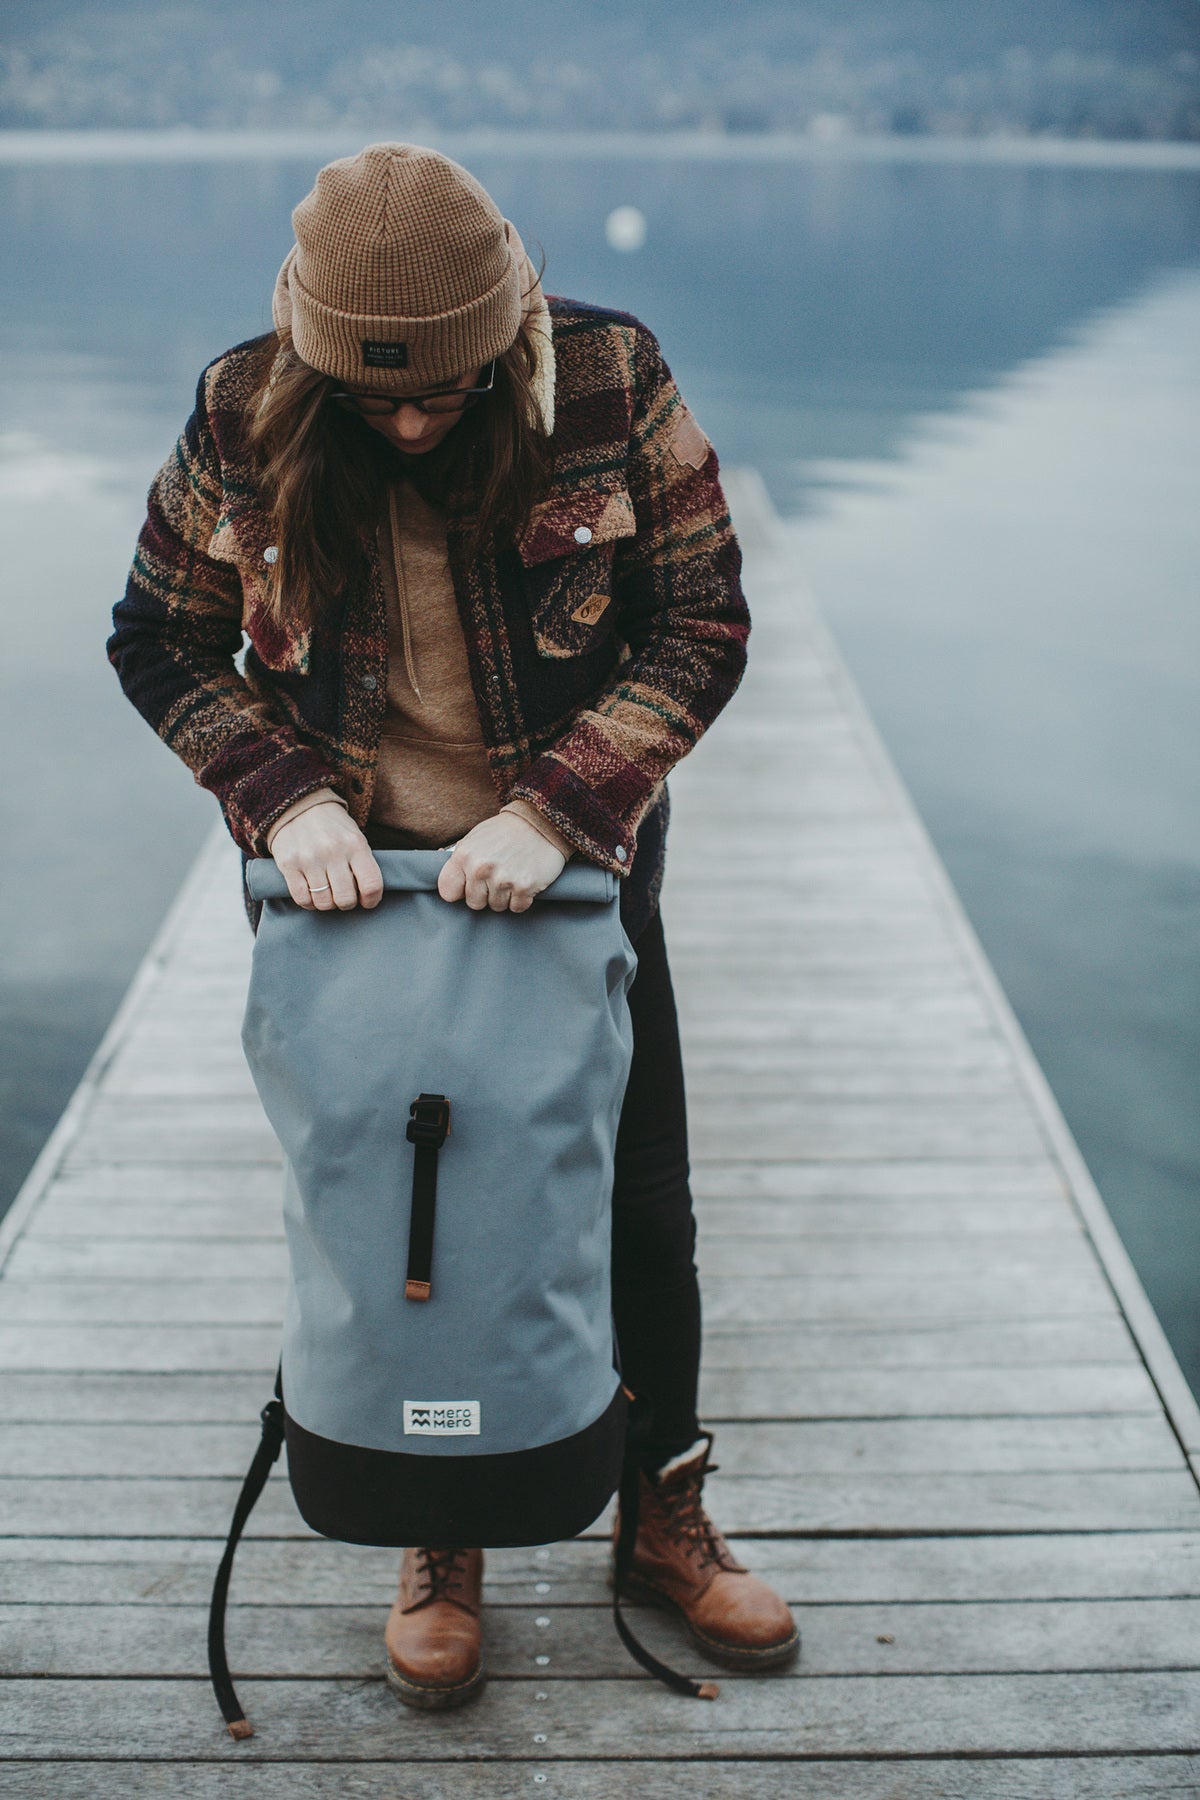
517, 479, 636, 566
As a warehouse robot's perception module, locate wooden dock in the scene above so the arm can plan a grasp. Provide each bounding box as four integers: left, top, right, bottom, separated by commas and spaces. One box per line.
2, 472, 1199, 1794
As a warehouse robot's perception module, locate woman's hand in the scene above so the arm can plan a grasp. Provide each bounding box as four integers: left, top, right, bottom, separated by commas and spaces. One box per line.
438, 812, 566, 913
269, 802, 385, 911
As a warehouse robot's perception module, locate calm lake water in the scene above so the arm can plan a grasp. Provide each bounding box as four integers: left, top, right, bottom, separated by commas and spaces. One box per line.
2, 145, 1198, 1385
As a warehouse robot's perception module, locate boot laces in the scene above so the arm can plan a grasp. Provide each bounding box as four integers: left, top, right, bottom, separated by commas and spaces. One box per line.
659, 1458, 735, 1573
412, 1546, 472, 1609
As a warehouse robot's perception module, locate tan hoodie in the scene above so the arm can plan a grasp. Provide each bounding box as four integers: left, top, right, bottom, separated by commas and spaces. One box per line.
370, 473, 573, 856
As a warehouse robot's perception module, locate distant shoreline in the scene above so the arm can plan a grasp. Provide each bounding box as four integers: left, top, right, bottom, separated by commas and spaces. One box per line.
2, 127, 1199, 169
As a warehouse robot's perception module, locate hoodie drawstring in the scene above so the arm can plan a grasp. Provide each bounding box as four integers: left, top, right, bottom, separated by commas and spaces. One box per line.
387, 482, 424, 705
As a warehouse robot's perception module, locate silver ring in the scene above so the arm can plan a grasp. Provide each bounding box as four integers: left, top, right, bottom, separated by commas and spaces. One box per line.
308, 881, 331, 893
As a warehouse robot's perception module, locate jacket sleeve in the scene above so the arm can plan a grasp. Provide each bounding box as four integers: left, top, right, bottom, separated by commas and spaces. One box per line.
503, 323, 751, 872
106, 367, 342, 857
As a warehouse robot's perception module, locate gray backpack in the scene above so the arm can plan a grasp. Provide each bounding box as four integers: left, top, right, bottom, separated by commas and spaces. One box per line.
208, 848, 711, 1737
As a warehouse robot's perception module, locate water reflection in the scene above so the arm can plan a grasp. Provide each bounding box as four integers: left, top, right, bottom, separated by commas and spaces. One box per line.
794, 267, 1200, 1384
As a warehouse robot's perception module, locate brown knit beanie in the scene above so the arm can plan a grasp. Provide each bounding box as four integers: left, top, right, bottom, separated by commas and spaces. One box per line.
272, 142, 524, 392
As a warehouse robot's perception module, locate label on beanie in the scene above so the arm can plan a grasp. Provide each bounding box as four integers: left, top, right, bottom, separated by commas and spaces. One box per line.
362, 339, 409, 368
403, 1400, 481, 1436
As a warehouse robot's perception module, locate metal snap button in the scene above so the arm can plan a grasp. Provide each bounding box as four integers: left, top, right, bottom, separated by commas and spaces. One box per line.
263, 545, 279, 564
360, 673, 377, 690
573, 525, 593, 545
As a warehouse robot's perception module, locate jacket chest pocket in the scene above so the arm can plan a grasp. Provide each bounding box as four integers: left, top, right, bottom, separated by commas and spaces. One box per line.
210, 515, 312, 675
516, 479, 637, 659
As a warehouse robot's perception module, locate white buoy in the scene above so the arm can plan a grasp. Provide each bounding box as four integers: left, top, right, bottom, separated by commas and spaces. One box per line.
605, 206, 647, 252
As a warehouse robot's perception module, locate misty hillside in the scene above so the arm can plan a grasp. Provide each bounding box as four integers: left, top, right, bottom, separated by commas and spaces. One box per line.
0, 0, 1197, 139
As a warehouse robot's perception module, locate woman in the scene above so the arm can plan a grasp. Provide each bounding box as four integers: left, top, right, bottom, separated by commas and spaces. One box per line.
108, 142, 797, 1708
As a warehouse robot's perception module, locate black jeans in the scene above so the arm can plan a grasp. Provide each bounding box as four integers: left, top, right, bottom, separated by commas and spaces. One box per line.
614, 908, 702, 1467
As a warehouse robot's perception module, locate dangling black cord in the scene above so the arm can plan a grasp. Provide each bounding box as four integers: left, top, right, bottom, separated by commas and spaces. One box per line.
208, 1368, 286, 1740
611, 1390, 719, 1701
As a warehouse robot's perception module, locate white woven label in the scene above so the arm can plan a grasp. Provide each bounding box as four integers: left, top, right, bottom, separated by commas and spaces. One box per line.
403, 1400, 481, 1436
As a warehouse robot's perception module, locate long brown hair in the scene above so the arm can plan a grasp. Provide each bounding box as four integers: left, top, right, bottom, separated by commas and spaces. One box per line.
246, 312, 554, 629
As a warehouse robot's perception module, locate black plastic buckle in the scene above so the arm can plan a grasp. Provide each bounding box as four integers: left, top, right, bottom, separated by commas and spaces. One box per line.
407, 1093, 451, 1149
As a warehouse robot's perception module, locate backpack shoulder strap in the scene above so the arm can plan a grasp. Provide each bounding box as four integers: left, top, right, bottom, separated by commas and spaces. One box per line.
208, 1368, 286, 1739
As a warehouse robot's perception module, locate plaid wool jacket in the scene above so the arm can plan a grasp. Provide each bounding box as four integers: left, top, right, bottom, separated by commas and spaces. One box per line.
108, 297, 750, 933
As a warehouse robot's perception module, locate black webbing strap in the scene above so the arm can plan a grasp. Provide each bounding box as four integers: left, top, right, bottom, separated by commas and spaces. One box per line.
208, 1368, 286, 1740
611, 1392, 720, 1701
405, 1092, 451, 1302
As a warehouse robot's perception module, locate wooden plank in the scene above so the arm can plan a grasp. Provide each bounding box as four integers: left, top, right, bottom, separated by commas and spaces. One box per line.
1, 1469, 1195, 1537
59, 1132, 280, 1168
688, 1101, 1049, 1161
694, 1199, 1080, 1236
697, 1319, 1139, 1368
0, 1267, 1119, 1325
684, 1067, 1026, 1100
5, 1596, 1198, 1680
688, 1160, 1069, 1199
4, 1231, 1106, 1284
1, 1415, 1179, 1481
4, 1530, 1198, 1606
0, 1374, 277, 1424
34, 1153, 1069, 1205
699, 1269, 1116, 1323
27, 1200, 287, 1240
95, 1039, 1046, 1098
0, 1316, 1139, 1374
5, 1240, 290, 1282
0, 1281, 287, 1325
4, 1670, 1200, 1757
0, 1362, 1160, 1425
699, 1237, 1101, 1279
67, 1095, 1055, 1164
0, 1325, 283, 1373
31, 1164, 286, 1203
23, 1193, 1082, 1242
1, 1761, 1197, 1800
701, 1363, 1161, 1418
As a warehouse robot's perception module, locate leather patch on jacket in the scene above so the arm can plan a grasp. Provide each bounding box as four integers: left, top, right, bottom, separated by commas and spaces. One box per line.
571, 593, 611, 625
669, 406, 710, 470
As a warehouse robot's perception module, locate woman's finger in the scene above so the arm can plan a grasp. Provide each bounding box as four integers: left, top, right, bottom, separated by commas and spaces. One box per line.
284, 868, 316, 910
327, 860, 359, 911
463, 862, 492, 911
350, 846, 385, 909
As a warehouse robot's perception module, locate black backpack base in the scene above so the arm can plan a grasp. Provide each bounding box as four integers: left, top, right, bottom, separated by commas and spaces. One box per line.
284, 1382, 627, 1548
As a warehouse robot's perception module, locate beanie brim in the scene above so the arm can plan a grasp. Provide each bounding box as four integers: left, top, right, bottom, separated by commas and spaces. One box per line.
273, 240, 522, 393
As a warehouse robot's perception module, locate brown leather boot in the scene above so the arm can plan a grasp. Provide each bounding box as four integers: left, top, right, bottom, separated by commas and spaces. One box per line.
616, 1434, 799, 1670
384, 1546, 485, 1709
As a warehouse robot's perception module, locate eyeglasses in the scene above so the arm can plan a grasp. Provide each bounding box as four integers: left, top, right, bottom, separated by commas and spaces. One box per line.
330, 359, 497, 418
